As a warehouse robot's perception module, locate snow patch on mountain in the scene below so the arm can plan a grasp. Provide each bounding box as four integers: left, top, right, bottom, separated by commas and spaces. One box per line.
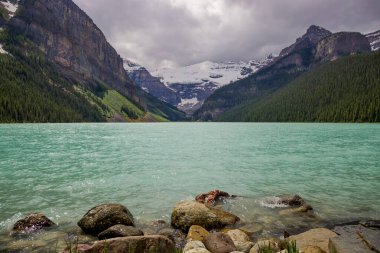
123, 59, 144, 72
366, 30, 380, 51
1, 0, 19, 18
0, 43, 7, 54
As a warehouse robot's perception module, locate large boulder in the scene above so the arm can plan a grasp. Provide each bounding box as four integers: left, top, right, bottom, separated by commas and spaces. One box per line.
12, 213, 55, 234
171, 201, 239, 231
204, 232, 237, 253
195, 190, 230, 206
82, 235, 176, 253
97, 224, 143, 240
78, 204, 134, 235
287, 228, 337, 253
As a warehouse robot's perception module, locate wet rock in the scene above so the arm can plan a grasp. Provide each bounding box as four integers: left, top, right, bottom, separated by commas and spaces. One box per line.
275, 194, 305, 207
78, 204, 134, 235
196, 190, 230, 206
184, 240, 208, 252
171, 201, 239, 231
97, 224, 143, 239
329, 224, 380, 253
82, 235, 176, 253
187, 225, 210, 242
249, 239, 280, 253
302, 245, 326, 253
62, 244, 93, 253
158, 227, 186, 249
287, 228, 337, 253
359, 220, 380, 229
204, 232, 237, 253
226, 229, 253, 253
279, 204, 314, 216
12, 213, 55, 235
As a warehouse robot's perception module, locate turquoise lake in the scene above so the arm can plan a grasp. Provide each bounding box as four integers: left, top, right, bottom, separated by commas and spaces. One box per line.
0, 123, 379, 249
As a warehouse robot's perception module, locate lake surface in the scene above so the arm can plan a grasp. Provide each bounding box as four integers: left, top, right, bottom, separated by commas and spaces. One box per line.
0, 123, 379, 250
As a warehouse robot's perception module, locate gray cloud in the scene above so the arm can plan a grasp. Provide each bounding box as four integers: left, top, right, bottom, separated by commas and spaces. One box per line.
73, 0, 380, 69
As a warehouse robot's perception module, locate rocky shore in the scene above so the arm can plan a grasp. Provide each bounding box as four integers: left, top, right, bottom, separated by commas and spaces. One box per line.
2, 190, 380, 253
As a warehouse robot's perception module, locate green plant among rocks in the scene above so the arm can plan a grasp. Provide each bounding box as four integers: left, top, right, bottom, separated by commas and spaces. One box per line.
285, 240, 299, 253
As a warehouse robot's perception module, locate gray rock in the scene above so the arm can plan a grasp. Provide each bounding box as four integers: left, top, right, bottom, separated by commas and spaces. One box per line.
97, 224, 143, 239
78, 204, 134, 235
82, 235, 176, 253
330, 224, 380, 253
204, 232, 237, 253
158, 227, 186, 249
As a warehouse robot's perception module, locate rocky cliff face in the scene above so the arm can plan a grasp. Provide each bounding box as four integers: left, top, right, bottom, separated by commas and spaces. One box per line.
315, 32, 371, 62
9, 0, 136, 97
280, 25, 332, 57
124, 60, 180, 106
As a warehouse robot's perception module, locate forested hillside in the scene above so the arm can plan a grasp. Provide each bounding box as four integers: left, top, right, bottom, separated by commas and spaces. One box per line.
217, 52, 380, 122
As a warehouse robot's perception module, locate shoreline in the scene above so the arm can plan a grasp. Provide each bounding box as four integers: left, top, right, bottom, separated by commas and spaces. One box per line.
1, 192, 379, 252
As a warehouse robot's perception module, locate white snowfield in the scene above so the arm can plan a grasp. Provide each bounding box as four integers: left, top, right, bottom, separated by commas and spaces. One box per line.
123, 59, 144, 73
178, 97, 199, 107
151, 58, 273, 88
1, 0, 19, 18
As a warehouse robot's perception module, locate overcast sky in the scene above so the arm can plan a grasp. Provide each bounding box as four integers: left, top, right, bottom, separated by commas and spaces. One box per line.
73, 0, 380, 69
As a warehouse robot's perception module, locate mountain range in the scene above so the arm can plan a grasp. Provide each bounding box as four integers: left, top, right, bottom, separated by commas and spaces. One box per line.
0, 0, 379, 122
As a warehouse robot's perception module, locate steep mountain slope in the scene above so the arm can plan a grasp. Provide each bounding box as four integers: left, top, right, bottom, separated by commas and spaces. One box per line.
0, 0, 185, 122
124, 59, 180, 106
366, 30, 380, 51
194, 25, 372, 121
218, 52, 380, 122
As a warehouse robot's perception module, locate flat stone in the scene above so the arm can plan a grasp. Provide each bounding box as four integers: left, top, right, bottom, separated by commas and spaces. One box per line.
287, 228, 337, 252
184, 240, 207, 252
302, 245, 326, 253
329, 225, 380, 253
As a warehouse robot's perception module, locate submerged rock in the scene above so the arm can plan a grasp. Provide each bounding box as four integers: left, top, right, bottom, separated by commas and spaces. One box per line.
97, 224, 143, 240
204, 232, 237, 253
262, 194, 305, 207
195, 190, 230, 206
78, 204, 134, 235
171, 200, 240, 231
279, 204, 314, 216
12, 213, 55, 235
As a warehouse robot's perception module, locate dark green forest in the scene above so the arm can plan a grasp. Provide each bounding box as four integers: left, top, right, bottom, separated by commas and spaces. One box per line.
0, 48, 105, 123
217, 52, 380, 122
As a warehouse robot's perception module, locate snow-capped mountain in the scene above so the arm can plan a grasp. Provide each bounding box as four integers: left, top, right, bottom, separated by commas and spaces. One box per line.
147, 56, 274, 113
366, 30, 380, 51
